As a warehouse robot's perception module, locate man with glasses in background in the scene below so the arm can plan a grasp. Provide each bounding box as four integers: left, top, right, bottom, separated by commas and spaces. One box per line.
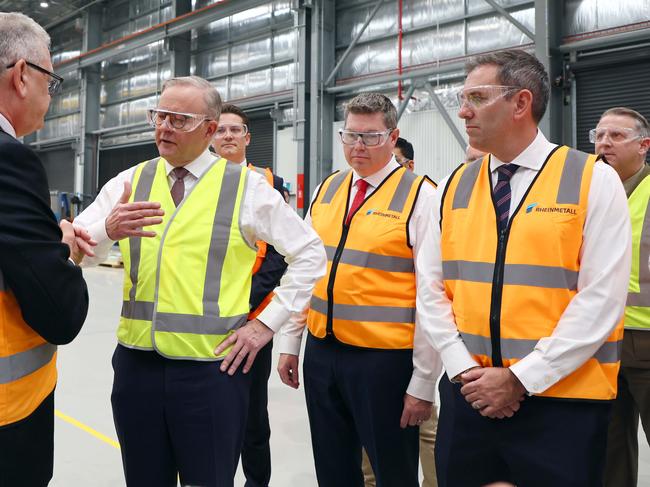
394, 137, 415, 172
212, 103, 288, 487
594, 108, 650, 487
419, 49, 631, 486
0, 12, 92, 487
277, 92, 441, 487
73, 76, 325, 487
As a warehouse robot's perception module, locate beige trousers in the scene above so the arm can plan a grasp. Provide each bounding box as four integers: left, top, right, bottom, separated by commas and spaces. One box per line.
362, 408, 438, 487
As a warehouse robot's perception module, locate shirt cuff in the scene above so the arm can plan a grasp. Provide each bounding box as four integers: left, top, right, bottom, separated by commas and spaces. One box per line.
84, 218, 110, 243
508, 350, 561, 395
256, 299, 291, 333
440, 341, 480, 382
406, 374, 437, 403
278, 333, 303, 355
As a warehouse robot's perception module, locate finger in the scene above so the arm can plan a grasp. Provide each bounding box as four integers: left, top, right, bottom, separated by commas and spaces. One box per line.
481, 406, 501, 418
400, 407, 411, 429
227, 346, 250, 376
463, 391, 482, 403
290, 364, 300, 388
123, 217, 164, 229
461, 367, 485, 382
122, 201, 163, 211
75, 237, 96, 257
215, 333, 238, 357
241, 348, 259, 375
278, 366, 291, 386
124, 230, 158, 238
120, 207, 165, 219
119, 181, 132, 204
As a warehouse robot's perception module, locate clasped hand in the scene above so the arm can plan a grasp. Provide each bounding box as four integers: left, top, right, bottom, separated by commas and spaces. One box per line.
458, 367, 526, 419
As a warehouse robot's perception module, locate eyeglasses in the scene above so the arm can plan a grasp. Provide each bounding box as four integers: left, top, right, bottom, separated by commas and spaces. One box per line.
147, 108, 212, 132
339, 129, 393, 147
456, 85, 521, 110
5, 61, 64, 96
589, 126, 644, 144
215, 123, 248, 138
395, 156, 412, 167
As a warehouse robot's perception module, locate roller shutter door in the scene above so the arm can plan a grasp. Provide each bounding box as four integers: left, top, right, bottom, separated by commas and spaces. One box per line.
247, 115, 274, 169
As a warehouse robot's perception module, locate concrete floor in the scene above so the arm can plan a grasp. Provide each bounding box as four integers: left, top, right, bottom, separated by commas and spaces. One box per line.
50, 266, 650, 486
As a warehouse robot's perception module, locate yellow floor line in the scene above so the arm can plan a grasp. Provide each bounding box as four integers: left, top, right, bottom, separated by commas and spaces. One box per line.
55, 409, 120, 450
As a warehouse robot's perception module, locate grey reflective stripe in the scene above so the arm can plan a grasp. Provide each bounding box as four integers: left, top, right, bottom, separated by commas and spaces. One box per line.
311, 296, 415, 324
627, 195, 650, 307
250, 165, 265, 176
556, 149, 588, 205
0, 343, 57, 385
155, 312, 248, 335
202, 163, 243, 318
452, 159, 482, 209
321, 171, 350, 204
128, 158, 159, 304
0, 268, 5, 291
460, 331, 621, 364
443, 260, 578, 290
388, 169, 418, 212
121, 300, 155, 321
324, 246, 414, 273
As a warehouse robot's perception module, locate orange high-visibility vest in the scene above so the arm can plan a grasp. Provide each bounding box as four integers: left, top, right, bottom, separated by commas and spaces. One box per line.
307, 166, 425, 349
247, 163, 276, 320
0, 269, 57, 426
441, 146, 623, 401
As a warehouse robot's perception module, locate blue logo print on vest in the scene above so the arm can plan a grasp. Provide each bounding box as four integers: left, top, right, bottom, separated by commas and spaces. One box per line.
526, 203, 538, 213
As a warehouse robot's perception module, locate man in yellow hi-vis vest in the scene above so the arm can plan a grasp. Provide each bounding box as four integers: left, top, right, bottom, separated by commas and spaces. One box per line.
277, 93, 442, 487
212, 103, 288, 487
419, 49, 631, 486
74, 76, 325, 487
596, 107, 650, 487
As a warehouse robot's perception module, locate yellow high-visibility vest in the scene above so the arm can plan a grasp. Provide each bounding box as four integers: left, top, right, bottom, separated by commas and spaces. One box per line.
307, 166, 425, 349
0, 269, 57, 426
118, 157, 257, 360
625, 173, 650, 330
441, 147, 623, 401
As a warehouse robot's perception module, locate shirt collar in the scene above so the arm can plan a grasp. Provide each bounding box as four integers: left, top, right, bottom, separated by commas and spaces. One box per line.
351, 158, 400, 188
238, 158, 248, 168
0, 112, 17, 139
163, 148, 218, 179
490, 130, 557, 172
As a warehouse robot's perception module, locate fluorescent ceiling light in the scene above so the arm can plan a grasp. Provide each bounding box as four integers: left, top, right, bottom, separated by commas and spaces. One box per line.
40, 2, 49, 7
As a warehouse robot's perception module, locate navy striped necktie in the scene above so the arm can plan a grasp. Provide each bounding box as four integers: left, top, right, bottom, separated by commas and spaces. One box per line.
494, 163, 520, 229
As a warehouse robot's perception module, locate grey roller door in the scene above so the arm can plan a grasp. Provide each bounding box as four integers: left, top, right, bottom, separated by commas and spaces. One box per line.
247, 114, 274, 169
573, 48, 650, 160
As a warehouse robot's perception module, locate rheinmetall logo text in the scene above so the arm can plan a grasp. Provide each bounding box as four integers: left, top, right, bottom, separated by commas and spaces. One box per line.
527, 204, 577, 215
366, 209, 400, 220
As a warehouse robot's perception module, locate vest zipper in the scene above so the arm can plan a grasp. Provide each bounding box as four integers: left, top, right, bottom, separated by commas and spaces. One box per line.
326, 224, 351, 336
490, 226, 509, 367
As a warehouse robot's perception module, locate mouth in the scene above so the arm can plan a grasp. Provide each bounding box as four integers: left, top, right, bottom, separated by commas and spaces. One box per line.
160, 138, 176, 146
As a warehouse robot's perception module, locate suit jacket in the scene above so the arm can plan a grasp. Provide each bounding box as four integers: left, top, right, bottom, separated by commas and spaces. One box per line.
249, 171, 289, 311
0, 129, 88, 344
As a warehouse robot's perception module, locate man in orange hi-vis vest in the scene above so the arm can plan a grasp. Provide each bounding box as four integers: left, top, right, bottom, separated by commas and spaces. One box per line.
419, 49, 631, 486
277, 93, 442, 487
213, 103, 288, 487
0, 12, 93, 487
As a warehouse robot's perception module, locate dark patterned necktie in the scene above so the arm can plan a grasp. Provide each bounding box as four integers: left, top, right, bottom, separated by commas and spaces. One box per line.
494, 164, 520, 229
170, 167, 189, 207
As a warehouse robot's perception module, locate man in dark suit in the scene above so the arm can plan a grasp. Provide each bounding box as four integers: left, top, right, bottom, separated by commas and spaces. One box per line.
212, 103, 288, 487
0, 12, 93, 487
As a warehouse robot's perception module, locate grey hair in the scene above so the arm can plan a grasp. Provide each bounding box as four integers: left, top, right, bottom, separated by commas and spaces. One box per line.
600, 107, 650, 138
466, 49, 549, 123
0, 12, 51, 70
162, 75, 222, 119
344, 92, 397, 129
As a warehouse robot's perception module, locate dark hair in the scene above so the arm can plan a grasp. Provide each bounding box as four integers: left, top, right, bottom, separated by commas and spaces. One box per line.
220, 103, 250, 129
395, 137, 414, 160
465, 49, 549, 123
600, 107, 650, 138
344, 92, 397, 129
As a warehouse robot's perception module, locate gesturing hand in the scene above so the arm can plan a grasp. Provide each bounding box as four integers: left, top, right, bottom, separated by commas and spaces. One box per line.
105, 181, 164, 241
214, 319, 274, 375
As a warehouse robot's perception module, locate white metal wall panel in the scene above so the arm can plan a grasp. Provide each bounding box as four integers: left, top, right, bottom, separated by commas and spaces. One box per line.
332, 108, 466, 184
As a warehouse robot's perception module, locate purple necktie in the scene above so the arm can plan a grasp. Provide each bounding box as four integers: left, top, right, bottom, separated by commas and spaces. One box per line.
493, 164, 520, 229
170, 167, 189, 207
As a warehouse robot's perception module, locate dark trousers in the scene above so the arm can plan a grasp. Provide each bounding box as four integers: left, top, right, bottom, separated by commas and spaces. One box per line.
303, 334, 419, 487
0, 390, 54, 487
242, 340, 273, 487
435, 374, 611, 487
111, 345, 252, 487
604, 330, 650, 487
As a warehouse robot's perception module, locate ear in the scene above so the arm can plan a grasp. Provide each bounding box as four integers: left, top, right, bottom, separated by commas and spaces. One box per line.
390, 127, 400, 145
10, 59, 29, 99
245, 133, 251, 147
204, 119, 218, 138
640, 137, 650, 156
512, 89, 534, 121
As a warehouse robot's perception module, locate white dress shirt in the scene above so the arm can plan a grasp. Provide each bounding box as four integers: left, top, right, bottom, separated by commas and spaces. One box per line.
278, 159, 443, 403
0, 113, 17, 138
417, 130, 632, 394
74, 148, 327, 333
